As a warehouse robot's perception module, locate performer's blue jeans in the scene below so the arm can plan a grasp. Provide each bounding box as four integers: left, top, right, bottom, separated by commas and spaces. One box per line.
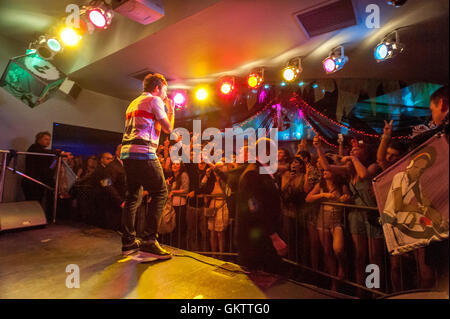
122, 158, 168, 245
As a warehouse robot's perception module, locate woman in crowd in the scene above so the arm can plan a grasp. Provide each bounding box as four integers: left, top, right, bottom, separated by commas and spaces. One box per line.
186, 159, 216, 250
306, 168, 351, 291
298, 150, 322, 270
276, 148, 292, 188
281, 156, 306, 262
72, 155, 98, 223
167, 160, 190, 249
206, 162, 230, 254
73, 155, 84, 178
313, 136, 385, 296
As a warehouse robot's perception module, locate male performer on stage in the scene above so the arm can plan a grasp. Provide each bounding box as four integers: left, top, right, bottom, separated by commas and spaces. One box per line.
120, 73, 175, 258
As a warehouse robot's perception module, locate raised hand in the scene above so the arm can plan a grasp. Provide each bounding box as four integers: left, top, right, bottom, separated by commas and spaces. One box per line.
383, 120, 393, 137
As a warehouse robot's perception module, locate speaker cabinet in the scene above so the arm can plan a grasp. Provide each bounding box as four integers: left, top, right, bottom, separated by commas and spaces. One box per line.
59, 78, 82, 99
0, 201, 47, 231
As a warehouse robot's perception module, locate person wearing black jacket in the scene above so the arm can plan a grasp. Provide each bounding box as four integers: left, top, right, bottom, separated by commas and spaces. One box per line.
22, 132, 54, 199
104, 145, 127, 230
90, 152, 114, 228
21, 131, 56, 221
236, 138, 288, 274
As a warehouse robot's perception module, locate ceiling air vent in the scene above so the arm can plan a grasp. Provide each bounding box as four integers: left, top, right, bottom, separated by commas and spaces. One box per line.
295, 0, 357, 38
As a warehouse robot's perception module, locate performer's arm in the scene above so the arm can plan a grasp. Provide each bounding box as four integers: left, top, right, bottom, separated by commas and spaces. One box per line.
158, 98, 175, 134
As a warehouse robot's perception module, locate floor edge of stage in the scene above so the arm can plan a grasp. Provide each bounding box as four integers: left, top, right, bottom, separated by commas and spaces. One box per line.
1, 223, 355, 299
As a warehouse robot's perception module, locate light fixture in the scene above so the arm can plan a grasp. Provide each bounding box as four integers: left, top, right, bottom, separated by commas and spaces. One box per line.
374, 30, 404, 62
172, 91, 187, 109
173, 92, 186, 105
195, 87, 208, 101
387, 0, 407, 8
59, 27, 82, 46
322, 45, 348, 74
85, 1, 114, 29
29, 35, 63, 60
282, 57, 302, 82
247, 67, 264, 89
218, 76, 236, 95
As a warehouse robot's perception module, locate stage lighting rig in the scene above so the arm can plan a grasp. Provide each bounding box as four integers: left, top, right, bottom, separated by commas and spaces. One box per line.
59, 26, 83, 46
322, 45, 348, 74
195, 87, 209, 101
282, 57, 302, 82
29, 35, 63, 60
374, 30, 404, 62
219, 76, 236, 96
85, 0, 114, 29
247, 67, 264, 89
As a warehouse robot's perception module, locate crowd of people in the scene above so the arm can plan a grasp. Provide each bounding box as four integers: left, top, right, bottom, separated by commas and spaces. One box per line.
18, 84, 448, 296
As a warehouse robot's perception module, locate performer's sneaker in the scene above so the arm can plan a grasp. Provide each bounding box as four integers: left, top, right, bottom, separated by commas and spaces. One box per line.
122, 239, 141, 256
141, 240, 172, 260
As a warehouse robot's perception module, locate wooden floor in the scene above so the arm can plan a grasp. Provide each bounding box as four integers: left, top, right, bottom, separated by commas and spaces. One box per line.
0, 223, 353, 299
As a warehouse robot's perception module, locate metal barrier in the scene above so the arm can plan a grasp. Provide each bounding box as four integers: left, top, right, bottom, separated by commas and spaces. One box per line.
150, 193, 237, 258
147, 193, 444, 297
281, 201, 444, 297
0, 149, 64, 223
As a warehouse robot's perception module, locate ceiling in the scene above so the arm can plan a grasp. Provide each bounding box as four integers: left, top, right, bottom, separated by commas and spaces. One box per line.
0, 0, 448, 101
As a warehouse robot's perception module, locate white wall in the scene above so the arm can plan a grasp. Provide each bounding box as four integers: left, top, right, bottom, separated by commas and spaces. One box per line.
0, 39, 130, 202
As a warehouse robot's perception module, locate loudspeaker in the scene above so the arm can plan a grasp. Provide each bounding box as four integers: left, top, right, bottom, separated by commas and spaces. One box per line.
59, 78, 82, 99
0, 201, 47, 231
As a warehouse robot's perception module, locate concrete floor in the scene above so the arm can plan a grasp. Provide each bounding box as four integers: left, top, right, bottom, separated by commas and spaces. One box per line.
0, 223, 349, 299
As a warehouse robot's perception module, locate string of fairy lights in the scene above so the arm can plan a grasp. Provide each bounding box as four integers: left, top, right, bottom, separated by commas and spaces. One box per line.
294, 99, 411, 140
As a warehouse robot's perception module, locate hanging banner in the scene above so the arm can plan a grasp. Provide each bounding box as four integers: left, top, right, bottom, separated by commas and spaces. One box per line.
373, 134, 449, 255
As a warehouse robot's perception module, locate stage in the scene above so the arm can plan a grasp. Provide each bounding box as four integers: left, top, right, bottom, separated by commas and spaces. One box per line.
0, 223, 353, 299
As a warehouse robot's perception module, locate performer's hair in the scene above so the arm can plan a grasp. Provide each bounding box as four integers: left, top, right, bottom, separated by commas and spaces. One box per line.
143, 73, 168, 93
430, 85, 449, 112
35, 131, 51, 143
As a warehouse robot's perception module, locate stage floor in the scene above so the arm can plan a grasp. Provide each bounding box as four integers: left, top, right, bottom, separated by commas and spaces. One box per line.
0, 223, 352, 299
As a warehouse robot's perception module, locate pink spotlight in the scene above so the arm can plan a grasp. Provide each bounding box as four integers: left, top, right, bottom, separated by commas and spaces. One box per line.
323, 58, 336, 73
173, 92, 186, 106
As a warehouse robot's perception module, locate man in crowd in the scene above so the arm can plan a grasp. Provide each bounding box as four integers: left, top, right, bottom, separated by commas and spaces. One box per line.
236, 137, 287, 274
22, 131, 57, 221
105, 144, 127, 230
412, 85, 449, 290
90, 152, 114, 227
410, 85, 449, 150
120, 73, 175, 258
